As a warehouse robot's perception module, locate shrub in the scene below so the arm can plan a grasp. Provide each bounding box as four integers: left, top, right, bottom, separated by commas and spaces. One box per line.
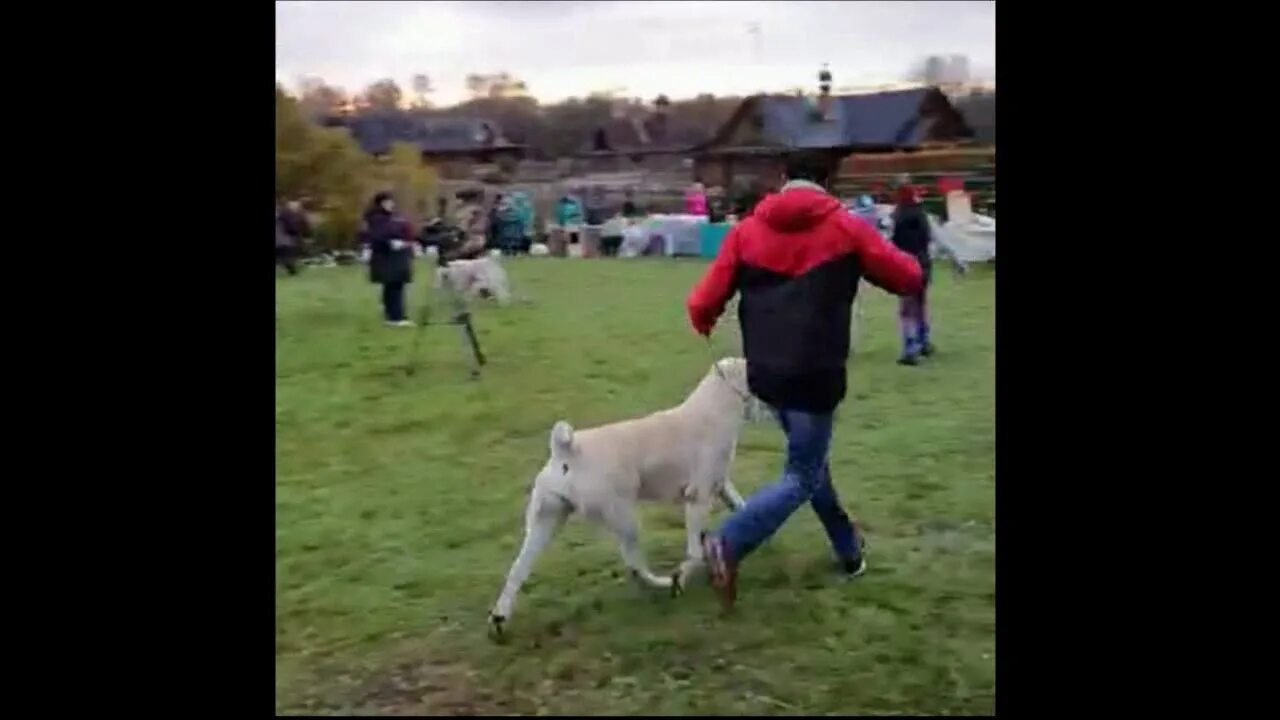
275, 87, 439, 250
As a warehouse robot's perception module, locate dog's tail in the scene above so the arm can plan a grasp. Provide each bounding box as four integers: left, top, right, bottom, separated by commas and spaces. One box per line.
549, 420, 575, 457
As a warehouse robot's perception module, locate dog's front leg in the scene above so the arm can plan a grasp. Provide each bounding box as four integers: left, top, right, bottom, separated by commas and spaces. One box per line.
719, 481, 746, 512
717, 441, 747, 512
673, 499, 713, 595
489, 490, 569, 637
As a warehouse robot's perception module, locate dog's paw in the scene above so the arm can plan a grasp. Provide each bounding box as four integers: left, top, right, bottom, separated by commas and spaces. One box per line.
487, 613, 508, 643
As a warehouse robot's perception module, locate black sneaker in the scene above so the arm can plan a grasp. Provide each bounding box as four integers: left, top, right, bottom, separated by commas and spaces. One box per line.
920, 342, 936, 357
897, 354, 919, 366
841, 555, 867, 578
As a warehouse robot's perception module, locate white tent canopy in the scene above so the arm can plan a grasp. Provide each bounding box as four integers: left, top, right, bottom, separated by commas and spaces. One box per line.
870, 204, 996, 264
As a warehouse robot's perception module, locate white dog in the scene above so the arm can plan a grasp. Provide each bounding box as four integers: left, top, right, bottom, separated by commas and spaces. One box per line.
436, 256, 512, 304
488, 358, 762, 635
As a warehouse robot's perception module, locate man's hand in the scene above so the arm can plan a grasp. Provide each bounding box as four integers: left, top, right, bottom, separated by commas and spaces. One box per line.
839, 213, 923, 297
687, 227, 741, 337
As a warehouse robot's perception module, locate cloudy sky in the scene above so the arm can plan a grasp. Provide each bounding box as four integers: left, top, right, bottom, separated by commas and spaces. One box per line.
276, 1, 994, 106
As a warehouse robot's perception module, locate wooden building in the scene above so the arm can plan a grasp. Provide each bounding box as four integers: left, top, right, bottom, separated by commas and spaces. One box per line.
569, 109, 691, 175
689, 87, 975, 190
323, 113, 526, 179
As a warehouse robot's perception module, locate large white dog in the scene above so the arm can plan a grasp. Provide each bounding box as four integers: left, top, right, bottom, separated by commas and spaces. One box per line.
489, 357, 762, 635
436, 255, 512, 304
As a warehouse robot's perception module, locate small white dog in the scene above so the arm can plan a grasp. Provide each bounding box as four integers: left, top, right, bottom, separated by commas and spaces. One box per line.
436, 256, 512, 304
489, 358, 763, 635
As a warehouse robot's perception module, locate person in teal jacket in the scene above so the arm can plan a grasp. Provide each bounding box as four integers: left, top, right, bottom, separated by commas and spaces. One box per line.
494, 196, 528, 254
555, 193, 586, 245
849, 194, 887, 234
555, 194, 585, 227
510, 191, 535, 243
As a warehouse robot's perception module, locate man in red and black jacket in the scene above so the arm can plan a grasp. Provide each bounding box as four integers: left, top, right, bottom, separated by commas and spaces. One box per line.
686, 151, 923, 610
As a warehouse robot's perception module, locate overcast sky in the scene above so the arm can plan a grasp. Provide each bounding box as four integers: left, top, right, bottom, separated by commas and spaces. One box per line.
275, 1, 994, 105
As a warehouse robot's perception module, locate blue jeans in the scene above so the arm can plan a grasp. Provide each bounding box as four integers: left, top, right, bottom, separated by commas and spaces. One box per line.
899, 288, 930, 357
382, 282, 406, 322
716, 408, 861, 565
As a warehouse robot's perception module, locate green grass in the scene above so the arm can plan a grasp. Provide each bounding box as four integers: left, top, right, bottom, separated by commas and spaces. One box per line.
276, 257, 995, 715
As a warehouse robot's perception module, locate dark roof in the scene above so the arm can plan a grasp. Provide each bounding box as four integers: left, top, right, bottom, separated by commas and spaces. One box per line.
696, 87, 974, 153
329, 113, 523, 156
952, 91, 995, 144
578, 114, 687, 156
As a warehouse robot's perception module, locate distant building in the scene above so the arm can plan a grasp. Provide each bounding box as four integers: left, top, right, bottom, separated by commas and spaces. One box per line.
689, 87, 975, 189
322, 113, 526, 176
571, 101, 689, 174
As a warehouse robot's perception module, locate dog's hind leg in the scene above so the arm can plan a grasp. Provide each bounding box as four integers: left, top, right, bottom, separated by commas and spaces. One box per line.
489, 488, 570, 634
609, 508, 673, 590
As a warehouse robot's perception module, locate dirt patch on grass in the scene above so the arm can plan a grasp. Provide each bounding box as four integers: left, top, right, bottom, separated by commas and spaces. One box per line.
345, 659, 526, 716
280, 650, 529, 716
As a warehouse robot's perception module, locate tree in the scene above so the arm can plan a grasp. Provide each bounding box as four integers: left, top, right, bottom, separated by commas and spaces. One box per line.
297, 77, 349, 119
586, 87, 627, 102
276, 86, 376, 249
465, 72, 530, 100
908, 55, 972, 90
361, 79, 403, 112
368, 142, 438, 230
410, 74, 434, 109
276, 86, 321, 196
307, 126, 375, 246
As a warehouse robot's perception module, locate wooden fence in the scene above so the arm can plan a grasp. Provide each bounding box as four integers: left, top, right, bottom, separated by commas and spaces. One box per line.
834, 165, 996, 217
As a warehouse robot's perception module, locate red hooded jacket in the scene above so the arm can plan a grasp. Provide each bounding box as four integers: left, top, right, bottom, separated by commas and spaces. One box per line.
687, 185, 923, 411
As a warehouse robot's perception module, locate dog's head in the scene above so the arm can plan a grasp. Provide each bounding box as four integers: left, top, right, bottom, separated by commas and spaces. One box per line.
709, 357, 770, 423
712, 357, 747, 386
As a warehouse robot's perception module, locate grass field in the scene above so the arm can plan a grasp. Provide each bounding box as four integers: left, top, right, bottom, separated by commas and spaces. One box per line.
275, 257, 995, 715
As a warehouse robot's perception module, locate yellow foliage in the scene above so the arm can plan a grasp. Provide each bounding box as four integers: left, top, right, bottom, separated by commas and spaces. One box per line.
275, 87, 438, 250
365, 142, 439, 229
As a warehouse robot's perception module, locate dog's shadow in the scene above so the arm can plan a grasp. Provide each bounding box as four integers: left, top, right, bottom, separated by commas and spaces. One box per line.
494, 546, 712, 646
495, 540, 866, 646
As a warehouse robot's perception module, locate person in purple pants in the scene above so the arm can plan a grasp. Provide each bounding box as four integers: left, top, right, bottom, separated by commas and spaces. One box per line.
890, 183, 935, 365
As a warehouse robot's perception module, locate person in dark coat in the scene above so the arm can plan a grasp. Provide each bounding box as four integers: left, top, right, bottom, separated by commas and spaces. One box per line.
416, 195, 455, 258
275, 199, 311, 275
621, 192, 641, 219
890, 183, 935, 364
486, 193, 506, 250
274, 209, 296, 275
362, 191, 416, 327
